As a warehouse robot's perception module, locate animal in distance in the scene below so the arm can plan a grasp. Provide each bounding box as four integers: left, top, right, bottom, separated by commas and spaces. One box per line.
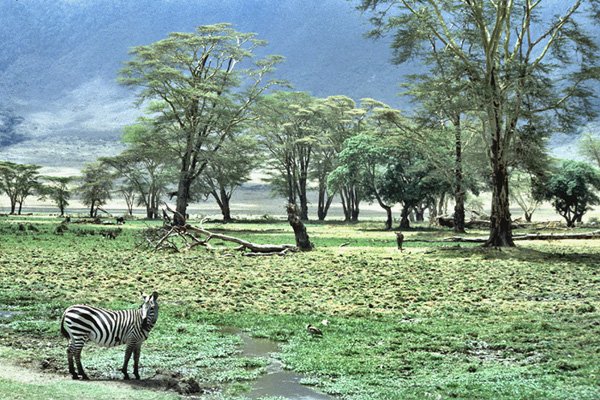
60, 292, 159, 380
306, 324, 323, 337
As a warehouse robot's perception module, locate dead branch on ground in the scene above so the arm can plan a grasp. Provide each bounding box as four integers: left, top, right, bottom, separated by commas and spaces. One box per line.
140, 207, 298, 256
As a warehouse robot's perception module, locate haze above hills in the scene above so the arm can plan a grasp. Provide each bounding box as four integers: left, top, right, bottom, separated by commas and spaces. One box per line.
0, 0, 597, 172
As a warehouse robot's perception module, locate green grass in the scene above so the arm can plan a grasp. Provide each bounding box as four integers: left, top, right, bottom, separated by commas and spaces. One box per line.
0, 378, 181, 400
0, 216, 599, 399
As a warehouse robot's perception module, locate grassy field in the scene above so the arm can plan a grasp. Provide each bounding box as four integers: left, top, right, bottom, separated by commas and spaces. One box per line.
0, 215, 599, 399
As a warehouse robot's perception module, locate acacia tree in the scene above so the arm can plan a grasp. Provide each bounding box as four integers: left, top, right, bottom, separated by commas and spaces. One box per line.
328, 164, 364, 222
537, 160, 600, 227
311, 96, 365, 220
336, 133, 396, 229
380, 143, 443, 229
254, 91, 319, 220
402, 46, 475, 232
359, 0, 600, 246
102, 122, 174, 219
192, 133, 261, 222
579, 133, 600, 168
509, 170, 540, 222
39, 176, 72, 216
79, 163, 113, 218
117, 183, 136, 216
0, 161, 41, 214
120, 23, 284, 225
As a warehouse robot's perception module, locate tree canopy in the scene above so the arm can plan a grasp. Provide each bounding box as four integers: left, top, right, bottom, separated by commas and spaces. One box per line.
0, 161, 41, 215
358, 0, 600, 245
120, 23, 285, 225
536, 160, 600, 227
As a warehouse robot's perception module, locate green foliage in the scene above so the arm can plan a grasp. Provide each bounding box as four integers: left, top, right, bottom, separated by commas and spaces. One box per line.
536, 160, 600, 227
579, 132, 600, 168
38, 176, 73, 216
78, 163, 113, 218
509, 170, 541, 222
103, 121, 176, 219
191, 132, 263, 221
119, 23, 285, 219
358, 0, 600, 245
254, 91, 321, 201
0, 161, 41, 214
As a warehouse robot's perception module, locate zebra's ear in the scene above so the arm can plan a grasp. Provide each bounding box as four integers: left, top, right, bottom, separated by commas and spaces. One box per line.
140, 292, 147, 302
152, 291, 159, 301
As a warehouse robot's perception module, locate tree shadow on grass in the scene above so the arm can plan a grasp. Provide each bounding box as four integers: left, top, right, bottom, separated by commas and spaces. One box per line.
433, 245, 600, 265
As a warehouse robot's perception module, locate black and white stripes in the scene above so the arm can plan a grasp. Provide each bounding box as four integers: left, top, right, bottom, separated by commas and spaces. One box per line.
60, 292, 159, 380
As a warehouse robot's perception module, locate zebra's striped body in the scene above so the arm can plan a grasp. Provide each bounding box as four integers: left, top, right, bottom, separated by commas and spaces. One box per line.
61, 292, 159, 380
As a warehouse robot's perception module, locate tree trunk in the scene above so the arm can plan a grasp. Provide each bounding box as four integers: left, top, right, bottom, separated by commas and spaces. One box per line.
340, 187, 351, 222
298, 189, 309, 221
350, 188, 360, 222
317, 183, 334, 221
524, 211, 532, 223
374, 192, 392, 230
485, 65, 515, 247
399, 205, 411, 229
298, 172, 309, 221
286, 161, 295, 205
414, 206, 425, 222
437, 192, 446, 217
148, 194, 156, 219
384, 206, 393, 230
152, 193, 160, 219
219, 186, 232, 223
486, 151, 515, 247
17, 201, 22, 215
453, 115, 466, 233
175, 175, 192, 226
89, 200, 95, 218
146, 206, 153, 219
287, 203, 313, 251
9, 199, 16, 215
429, 199, 438, 225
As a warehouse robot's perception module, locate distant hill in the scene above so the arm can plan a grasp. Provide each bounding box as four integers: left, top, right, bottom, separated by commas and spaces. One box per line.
0, 0, 597, 170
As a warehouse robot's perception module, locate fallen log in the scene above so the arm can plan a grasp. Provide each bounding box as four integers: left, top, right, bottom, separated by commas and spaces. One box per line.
444, 230, 600, 243
185, 225, 297, 254
148, 205, 300, 256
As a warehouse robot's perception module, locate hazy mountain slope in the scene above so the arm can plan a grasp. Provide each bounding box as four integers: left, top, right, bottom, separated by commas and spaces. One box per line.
0, 0, 412, 168
0, 0, 597, 169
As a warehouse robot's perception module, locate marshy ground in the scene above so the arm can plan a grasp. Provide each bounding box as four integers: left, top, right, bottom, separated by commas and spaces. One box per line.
0, 216, 599, 399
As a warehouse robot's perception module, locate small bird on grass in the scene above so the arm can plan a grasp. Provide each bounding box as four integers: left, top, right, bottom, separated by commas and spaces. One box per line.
306, 324, 323, 337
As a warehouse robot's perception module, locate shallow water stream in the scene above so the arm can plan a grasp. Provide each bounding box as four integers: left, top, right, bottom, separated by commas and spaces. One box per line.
221, 327, 334, 400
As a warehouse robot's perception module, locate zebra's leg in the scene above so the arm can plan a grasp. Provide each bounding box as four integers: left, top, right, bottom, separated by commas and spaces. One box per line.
133, 344, 142, 380
121, 344, 134, 380
74, 346, 89, 380
67, 342, 78, 379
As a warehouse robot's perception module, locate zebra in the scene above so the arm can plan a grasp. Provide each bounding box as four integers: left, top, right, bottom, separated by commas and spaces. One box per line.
60, 291, 159, 380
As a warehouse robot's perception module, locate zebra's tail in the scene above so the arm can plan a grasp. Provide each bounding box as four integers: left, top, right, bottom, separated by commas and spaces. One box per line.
60, 314, 70, 339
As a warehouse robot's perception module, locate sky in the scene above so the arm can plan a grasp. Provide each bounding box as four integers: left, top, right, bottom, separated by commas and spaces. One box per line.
0, 0, 407, 172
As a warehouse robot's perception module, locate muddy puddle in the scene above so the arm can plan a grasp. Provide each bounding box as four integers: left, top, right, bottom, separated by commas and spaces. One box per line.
220, 327, 335, 400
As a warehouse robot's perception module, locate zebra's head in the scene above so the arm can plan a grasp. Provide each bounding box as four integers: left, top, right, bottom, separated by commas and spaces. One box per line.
140, 291, 159, 330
